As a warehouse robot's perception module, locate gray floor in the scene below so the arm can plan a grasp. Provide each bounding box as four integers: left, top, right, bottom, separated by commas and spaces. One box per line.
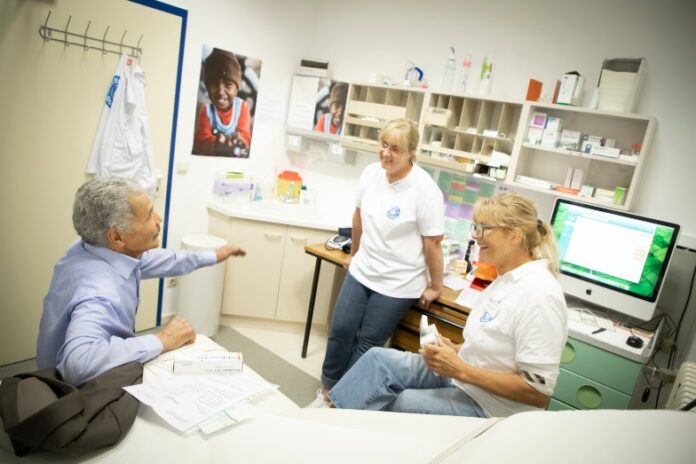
212, 326, 322, 407
0, 326, 321, 407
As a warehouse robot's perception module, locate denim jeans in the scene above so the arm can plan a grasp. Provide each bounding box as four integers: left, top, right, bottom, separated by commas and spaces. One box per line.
329, 347, 486, 417
321, 273, 417, 389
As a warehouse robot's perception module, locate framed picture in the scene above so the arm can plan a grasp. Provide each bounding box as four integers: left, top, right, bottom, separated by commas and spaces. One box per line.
191, 45, 262, 158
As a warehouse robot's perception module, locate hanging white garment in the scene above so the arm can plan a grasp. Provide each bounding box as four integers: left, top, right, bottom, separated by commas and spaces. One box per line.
88, 54, 157, 196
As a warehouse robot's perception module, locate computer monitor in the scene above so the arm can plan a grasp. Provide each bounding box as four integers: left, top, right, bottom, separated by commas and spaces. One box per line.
550, 199, 680, 321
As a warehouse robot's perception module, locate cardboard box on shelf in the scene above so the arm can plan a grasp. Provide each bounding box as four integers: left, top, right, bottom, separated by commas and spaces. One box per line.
557, 72, 584, 106
560, 130, 582, 150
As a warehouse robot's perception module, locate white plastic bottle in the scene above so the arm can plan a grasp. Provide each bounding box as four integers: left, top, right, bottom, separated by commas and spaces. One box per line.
441, 46, 456, 91
458, 54, 472, 93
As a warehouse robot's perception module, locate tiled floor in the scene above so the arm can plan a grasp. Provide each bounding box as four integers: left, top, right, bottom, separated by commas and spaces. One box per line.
220, 315, 327, 381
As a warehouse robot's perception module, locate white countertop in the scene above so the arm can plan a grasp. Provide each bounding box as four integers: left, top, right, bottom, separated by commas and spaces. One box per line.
207, 198, 350, 232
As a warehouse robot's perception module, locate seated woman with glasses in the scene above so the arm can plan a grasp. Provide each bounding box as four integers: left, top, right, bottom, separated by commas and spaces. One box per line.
325, 192, 568, 418
310, 119, 445, 407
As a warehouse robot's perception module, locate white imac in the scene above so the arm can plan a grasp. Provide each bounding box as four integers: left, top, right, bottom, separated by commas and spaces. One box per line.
549, 199, 680, 321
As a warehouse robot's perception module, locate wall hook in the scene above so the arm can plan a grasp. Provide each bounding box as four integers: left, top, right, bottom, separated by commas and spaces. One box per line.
41, 10, 52, 42
63, 15, 72, 47
83, 20, 91, 50
101, 25, 110, 55
119, 30, 127, 55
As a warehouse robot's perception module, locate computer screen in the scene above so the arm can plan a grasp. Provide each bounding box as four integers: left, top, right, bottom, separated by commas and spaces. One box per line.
550, 199, 679, 320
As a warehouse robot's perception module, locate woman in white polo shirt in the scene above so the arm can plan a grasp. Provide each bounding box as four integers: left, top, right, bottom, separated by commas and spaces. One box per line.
327, 192, 568, 417
312, 119, 445, 406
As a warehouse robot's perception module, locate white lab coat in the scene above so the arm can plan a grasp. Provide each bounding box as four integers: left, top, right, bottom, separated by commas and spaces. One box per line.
88, 54, 157, 196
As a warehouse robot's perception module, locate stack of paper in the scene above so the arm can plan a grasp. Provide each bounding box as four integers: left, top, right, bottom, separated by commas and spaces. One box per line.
598, 69, 636, 112
124, 372, 277, 433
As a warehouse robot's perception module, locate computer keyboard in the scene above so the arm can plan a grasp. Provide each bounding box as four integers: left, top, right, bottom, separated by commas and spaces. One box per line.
568, 308, 615, 331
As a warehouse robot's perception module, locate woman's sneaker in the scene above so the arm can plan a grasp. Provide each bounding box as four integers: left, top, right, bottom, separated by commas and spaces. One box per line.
306, 389, 331, 408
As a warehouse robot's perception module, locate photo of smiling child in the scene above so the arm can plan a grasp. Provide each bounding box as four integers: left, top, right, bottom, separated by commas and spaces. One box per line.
313, 80, 348, 136
192, 46, 261, 158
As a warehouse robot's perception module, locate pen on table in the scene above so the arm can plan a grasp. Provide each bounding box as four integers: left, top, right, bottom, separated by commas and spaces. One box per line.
592, 328, 606, 335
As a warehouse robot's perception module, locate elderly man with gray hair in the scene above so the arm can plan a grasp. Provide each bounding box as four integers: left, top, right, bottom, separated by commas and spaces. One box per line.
36, 177, 246, 386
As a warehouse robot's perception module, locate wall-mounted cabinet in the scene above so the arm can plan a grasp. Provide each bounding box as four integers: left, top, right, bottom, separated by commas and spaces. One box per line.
341, 83, 425, 154
417, 93, 522, 179
507, 102, 655, 210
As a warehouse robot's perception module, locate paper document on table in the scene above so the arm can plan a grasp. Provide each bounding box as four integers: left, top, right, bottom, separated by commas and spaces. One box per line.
455, 285, 484, 309
123, 372, 276, 432
444, 274, 469, 291
197, 401, 262, 434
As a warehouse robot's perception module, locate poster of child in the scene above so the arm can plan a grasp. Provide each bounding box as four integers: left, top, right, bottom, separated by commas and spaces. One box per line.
313, 79, 348, 136
192, 45, 262, 158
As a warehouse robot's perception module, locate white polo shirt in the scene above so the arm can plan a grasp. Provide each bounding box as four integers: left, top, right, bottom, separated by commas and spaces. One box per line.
453, 259, 568, 417
349, 162, 444, 298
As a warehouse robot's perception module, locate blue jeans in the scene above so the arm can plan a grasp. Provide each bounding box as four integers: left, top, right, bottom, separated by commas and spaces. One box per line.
321, 273, 417, 389
328, 347, 486, 417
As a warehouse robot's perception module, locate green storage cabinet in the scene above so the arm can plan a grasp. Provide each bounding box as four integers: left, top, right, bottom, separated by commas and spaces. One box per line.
547, 398, 576, 411
549, 336, 643, 410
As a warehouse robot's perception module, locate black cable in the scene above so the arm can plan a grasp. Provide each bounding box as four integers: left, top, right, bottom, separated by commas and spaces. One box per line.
681, 397, 696, 411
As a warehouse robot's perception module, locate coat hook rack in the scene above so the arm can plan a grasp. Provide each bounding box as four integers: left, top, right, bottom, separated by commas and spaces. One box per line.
38, 9, 143, 60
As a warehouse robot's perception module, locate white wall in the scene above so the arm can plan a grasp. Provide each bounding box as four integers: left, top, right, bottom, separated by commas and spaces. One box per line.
161, 0, 696, 368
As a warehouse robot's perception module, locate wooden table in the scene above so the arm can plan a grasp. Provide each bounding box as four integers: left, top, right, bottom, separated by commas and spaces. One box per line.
302, 243, 471, 357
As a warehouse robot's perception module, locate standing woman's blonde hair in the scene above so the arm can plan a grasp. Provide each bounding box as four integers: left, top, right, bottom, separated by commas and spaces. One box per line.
473, 192, 560, 275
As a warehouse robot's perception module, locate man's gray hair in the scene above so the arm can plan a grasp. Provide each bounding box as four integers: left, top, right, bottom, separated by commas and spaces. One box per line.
72, 177, 145, 247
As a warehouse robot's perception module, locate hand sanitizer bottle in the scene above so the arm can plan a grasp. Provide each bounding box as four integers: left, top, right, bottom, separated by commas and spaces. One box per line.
441, 46, 456, 91
479, 56, 493, 96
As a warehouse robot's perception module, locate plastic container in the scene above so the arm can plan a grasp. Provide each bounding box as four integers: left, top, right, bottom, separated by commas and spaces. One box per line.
441, 46, 456, 91
275, 170, 303, 204
479, 56, 493, 96
178, 234, 227, 337
458, 54, 472, 93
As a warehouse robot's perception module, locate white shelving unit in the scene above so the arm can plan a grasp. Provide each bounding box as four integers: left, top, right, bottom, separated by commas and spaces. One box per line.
341, 82, 426, 154
417, 92, 522, 180
507, 102, 656, 210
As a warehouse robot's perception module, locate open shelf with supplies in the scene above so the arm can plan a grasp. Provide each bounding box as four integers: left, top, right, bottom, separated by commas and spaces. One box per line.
341, 83, 425, 154
417, 92, 522, 180
508, 102, 656, 210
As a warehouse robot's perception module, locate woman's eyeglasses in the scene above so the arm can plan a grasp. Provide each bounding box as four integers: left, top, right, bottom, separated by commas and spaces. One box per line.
470, 223, 506, 238
380, 141, 403, 155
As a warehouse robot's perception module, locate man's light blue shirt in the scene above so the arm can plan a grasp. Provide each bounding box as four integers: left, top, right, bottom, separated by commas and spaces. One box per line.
37, 239, 217, 385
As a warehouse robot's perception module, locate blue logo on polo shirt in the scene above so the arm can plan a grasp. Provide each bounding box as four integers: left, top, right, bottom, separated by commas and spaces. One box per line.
386, 206, 401, 219
480, 311, 494, 322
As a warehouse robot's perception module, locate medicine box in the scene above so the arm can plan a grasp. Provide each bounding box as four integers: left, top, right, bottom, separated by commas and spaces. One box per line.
545, 116, 563, 132
530, 112, 547, 129
424, 107, 452, 127
174, 351, 244, 375
591, 146, 621, 158
557, 74, 584, 106
581, 135, 603, 153
560, 130, 582, 150
541, 129, 560, 148
527, 127, 544, 144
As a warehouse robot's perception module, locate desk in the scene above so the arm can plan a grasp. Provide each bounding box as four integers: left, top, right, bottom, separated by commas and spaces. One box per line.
302, 243, 471, 357
3, 337, 695, 463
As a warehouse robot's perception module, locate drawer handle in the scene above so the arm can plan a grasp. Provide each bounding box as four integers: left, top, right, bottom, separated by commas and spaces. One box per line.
561, 342, 576, 364
577, 385, 602, 409
264, 233, 283, 240
289, 235, 308, 243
